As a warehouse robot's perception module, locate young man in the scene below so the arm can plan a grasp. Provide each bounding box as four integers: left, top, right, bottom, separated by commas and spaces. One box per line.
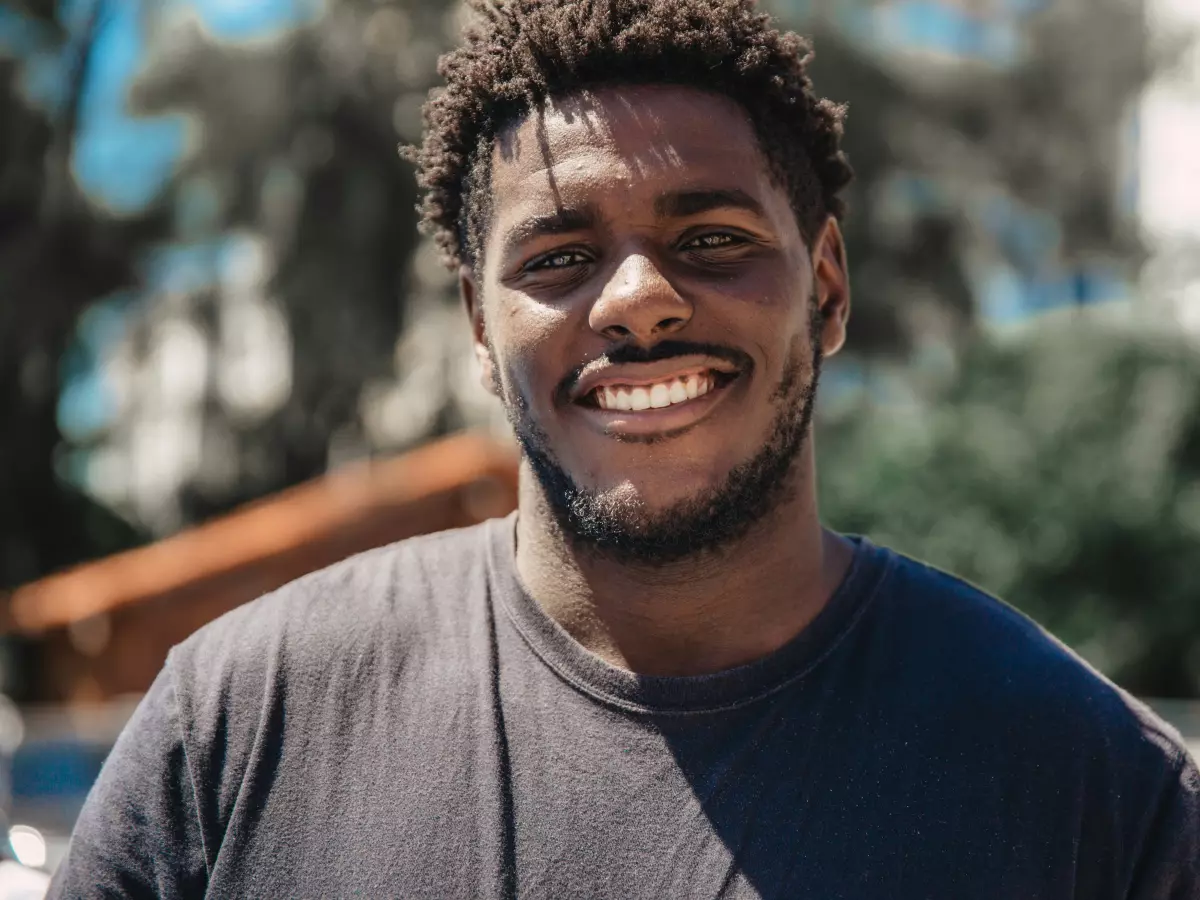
51, 1, 1199, 897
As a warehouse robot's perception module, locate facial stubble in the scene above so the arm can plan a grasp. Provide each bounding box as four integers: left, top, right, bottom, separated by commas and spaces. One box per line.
492, 302, 825, 566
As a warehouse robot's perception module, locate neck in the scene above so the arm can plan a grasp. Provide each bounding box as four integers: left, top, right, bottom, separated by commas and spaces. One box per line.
513, 448, 854, 677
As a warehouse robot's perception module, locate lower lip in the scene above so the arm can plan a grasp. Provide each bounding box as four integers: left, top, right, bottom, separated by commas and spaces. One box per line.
571, 376, 739, 437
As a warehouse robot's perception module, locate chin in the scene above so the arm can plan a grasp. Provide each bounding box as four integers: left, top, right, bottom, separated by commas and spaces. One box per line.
581, 467, 730, 514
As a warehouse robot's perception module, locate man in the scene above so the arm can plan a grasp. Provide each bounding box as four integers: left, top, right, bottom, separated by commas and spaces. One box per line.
51, 0, 1199, 897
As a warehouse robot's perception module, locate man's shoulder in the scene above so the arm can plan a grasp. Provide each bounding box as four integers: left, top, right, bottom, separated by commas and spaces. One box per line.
871, 543, 1192, 770
167, 519, 498, 695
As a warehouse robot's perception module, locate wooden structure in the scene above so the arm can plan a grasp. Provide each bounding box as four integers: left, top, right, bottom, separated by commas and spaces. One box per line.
4, 432, 520, 704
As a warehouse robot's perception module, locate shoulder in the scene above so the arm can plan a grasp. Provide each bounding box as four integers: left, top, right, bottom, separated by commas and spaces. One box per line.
143, 520, 502, 844
861, 544, 1200, 890
866, 544, 1192, 774
166, 519, 497, 715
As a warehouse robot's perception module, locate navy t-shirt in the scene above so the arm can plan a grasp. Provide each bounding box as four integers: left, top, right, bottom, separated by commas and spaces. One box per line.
50, 516, 1199, 898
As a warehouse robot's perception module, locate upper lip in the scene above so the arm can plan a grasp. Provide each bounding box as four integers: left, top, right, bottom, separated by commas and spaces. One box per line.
568, 354, 743, 404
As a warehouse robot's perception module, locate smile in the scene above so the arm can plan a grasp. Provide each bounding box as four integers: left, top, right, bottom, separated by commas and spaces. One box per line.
571, 364, 743, 439
590, 371, 717, 411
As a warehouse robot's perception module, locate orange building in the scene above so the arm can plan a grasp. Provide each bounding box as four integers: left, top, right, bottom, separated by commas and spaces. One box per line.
4, 432, 519, 705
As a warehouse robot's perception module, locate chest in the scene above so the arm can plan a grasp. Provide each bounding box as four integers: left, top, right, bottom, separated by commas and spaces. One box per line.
200, 677, 1094, 898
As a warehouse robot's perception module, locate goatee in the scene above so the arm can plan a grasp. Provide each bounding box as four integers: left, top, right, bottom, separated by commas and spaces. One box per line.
496, 304, 824, 566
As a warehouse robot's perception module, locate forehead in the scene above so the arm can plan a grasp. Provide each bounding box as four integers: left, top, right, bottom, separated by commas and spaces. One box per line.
485, 85, 789, 242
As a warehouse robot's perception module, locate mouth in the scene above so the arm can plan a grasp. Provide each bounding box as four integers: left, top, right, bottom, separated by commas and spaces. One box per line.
570, 362, 744, 439
578, 368, 739, 412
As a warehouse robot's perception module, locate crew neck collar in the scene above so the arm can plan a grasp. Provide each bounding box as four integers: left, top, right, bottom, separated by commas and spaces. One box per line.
485, 513, 893, 716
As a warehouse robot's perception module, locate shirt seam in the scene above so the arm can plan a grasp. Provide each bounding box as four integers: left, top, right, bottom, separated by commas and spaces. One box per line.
1122, 744, 1193, 895
165, 650, 213, 883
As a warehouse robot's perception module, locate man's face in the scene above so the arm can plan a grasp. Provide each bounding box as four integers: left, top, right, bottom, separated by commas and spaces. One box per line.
464, 85, 848, 562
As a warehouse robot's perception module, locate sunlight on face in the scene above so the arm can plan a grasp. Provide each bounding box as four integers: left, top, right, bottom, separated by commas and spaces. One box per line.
470, 85, 844, 561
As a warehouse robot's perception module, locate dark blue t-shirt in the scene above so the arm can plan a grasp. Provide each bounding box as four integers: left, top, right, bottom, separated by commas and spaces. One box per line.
50, 517, 1200, 898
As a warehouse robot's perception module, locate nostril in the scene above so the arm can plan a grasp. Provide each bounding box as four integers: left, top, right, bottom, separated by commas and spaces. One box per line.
604, 324, 633, 339
655, 317, 687, 333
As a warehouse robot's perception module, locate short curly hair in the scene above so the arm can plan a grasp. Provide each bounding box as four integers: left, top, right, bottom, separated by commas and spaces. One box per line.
410, 0, 853, 269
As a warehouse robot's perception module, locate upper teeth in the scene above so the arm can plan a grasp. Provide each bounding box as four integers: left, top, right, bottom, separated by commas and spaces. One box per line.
594, 373, 714, 411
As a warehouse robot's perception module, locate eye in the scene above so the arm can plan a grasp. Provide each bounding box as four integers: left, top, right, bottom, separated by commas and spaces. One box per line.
681, 232, 748, 252
526, 249, 591, 271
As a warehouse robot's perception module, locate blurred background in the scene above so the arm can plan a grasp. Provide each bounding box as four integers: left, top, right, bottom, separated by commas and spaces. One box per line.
1, 0, 1200, 883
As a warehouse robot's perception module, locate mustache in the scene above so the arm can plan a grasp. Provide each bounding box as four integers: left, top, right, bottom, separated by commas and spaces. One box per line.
557, 340, 755, 402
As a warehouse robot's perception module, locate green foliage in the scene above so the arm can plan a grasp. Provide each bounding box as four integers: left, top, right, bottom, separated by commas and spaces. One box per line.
819, 321, 1200, 697
774, 0, 1151, 358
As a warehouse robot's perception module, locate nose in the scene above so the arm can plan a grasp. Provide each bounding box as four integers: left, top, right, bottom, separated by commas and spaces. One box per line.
588, 252, 693, 343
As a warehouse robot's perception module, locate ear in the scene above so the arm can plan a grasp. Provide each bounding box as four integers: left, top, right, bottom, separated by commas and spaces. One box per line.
811, 216, 851, 358
460, 264, 499, 396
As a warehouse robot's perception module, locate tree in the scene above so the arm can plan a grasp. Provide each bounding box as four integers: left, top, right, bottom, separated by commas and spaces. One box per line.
82, 0, 481, 532
0, 2, 154, 593
0, 1, 162, 698
786, 0, 1152, 360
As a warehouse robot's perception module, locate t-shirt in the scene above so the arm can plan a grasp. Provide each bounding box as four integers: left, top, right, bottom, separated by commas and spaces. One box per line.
49, 516, 1200, 899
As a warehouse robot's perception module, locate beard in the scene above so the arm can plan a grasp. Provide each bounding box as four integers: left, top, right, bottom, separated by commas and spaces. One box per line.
494, 304, 824, 566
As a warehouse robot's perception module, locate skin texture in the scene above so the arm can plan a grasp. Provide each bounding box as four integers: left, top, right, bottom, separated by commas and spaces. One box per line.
461, 85, 855, 676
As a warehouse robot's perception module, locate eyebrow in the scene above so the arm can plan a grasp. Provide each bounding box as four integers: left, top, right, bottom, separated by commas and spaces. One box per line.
500, 188, 767, 255
505, 205, 601, 248
653, 188, 767, 220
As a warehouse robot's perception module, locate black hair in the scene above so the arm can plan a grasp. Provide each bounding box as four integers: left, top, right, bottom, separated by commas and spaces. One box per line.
408, 0, 853, 268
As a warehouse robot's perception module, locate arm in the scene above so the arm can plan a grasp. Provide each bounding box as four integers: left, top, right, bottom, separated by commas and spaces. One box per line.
47, 662, 209, 899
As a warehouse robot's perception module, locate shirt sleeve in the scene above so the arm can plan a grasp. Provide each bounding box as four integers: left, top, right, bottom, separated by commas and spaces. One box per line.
46, 661, 209, 900
1127, 751, 1200, 899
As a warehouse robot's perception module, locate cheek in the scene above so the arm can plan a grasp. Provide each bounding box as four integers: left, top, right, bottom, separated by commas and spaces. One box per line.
709, 272, 813, 379
490, 297, 573, 407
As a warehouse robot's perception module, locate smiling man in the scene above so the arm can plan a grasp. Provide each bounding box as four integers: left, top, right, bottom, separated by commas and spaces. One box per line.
50, 1, 1199, 898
